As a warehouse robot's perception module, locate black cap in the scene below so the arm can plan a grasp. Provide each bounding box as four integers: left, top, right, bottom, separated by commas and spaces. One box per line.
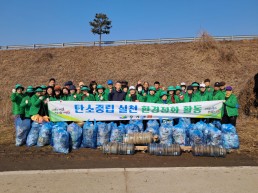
214, 82, 221, 87
187, 85, 193, 90
204, 79, 210, 83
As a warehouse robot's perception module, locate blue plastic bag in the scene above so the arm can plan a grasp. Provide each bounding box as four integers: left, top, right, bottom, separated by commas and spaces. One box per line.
67, 123, 82, 149
193, 121, 207, 132
178, 117, 191, 128
52, 128, 69, 154
173, 122, 187, 146
221, 124, 237, 134
26, 122, 42, 147
206, 124, 222, 146
212, 120, 222, 130
189, 129, 204, 146
145, 120, 159, 135
51, 122, 68, 146
129, 120, 144, 132
37, 122, 53, 147
125, 123, 140, 134
222, 133, 239, 149
81, 121, 97, 148
15, 118, 31, 146
159, 123, 173, 145
97, 122, 111, 147
110, 123, 125, 143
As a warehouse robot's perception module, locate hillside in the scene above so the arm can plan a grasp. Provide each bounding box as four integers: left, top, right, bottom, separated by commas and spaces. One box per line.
0, 38, 258, 158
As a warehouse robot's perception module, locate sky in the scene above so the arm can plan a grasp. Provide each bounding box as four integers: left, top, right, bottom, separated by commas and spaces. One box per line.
0, 0, 258, 46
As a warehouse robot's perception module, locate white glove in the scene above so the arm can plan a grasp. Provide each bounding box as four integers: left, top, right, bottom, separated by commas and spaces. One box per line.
39, 96, 44, 100
100, 96, 103, 100
25, 100, 28, 104
12, 89, 16, 93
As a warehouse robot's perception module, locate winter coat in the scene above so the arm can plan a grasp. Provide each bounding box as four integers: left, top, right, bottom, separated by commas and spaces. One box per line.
10, 93, 24, 115
223, 94, 239, 117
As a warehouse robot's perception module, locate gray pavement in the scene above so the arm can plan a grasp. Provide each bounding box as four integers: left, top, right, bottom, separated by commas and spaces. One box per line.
0, 167, 257, 193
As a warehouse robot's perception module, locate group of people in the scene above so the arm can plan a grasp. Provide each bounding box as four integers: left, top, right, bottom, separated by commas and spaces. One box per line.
11, 78, 239, 126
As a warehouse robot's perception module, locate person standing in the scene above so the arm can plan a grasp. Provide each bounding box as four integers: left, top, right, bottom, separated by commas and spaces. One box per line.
212, 82, 225, 100
20, 86, 34, 119
222, 86, 239, 126
220, 81, 226, 94
81, 86, 95, 101
108, 82, 126, 101
29, 87, 45, 116
204, 79, 214, 94
95, 85, 109, 101
154, 81, 162, 97
194, 83, 211, 101
167, 86, 180, 103
145, 86, 158, 103
157, 91, 172, 104
11, 84, 25, 119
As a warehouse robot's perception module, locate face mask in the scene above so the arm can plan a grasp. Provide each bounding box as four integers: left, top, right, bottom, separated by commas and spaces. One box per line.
138, 87, 142, 92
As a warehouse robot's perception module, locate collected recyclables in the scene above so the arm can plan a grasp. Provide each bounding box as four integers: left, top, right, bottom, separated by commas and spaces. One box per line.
103, 142, 135, 155
206, 124, 222, 146
26, 122, 42, 147
159, 123, 173, 145
192, 145, 227, 157
15, 118, 31, 146
221, 124, 239, 149
189, 129, 204, 146
110, 123, 125, 143
81, 121, 97, 148
148, 143, 181, 156
97, 122, 111, 147
37, 122, 53, 147
125, 123, 140, 134
123, 132, 153, 144
145, 120, 159, 135
172, 122, 187, 146
52, 128, 69, 154
67, 122, 82, 149
129, 120, 144, 132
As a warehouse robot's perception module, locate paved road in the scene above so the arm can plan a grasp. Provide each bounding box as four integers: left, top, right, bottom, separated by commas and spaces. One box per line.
0, 167, 257, 193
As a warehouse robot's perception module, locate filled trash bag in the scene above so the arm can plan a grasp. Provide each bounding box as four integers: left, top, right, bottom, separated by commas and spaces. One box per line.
206, 124, 222, 146
189, 129, 204, 146
67, 122, 82, 149
81, 121, 97, 148
15, 118, 31, 146
110, 123, 125, 143
212, 120, 222, 130
37, 122, 53, 147
51, 122, 68, 146
172, 122, 187, 146
26, 122, 42, 147
52, 128, 69, 154
178, 117, 191, 128
97, 122, 111, 147
129, 120, 144, 132
221, 124, 237, 134
125, 123, 140, 134
159, 123, 173, 145
222, 133, 239, 149
193, 121, 207, 132
145, 120, 159, 135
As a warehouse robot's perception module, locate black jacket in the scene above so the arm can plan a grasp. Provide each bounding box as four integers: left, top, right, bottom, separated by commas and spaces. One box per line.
108, 89, 126, 101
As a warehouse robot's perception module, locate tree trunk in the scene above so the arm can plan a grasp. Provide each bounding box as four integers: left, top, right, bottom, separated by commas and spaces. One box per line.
99, 34, 102, 47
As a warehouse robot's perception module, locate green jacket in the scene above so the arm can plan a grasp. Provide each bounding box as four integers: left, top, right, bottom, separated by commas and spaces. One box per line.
206, 86, 214, 93
212, 90, 225, 100
67, 94, 79, 101
95, 92, 109, 101
82, 94, 95, 101
125, 94, 144, 102
20, 95, 32, 118
10, 93, 24, 115
194, 91, 212, 102
223, 94, 239, 117
167, 95, 181, 103
145, 94, 158, 103
183, 93, 197, 103
155, 89, 162, 98
157, 99, 172, 104
29, 94, 43, 116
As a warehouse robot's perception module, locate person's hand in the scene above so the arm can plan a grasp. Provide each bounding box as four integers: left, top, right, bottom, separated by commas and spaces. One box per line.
128, 94, 131, 97
12, 89, 16, 93
39, 96, 44, 100
162, 87, 166, 90
44, 98, 49, 104
179, 95, 184, 100
100, 96, 103, 101
25, 100, 28, 104
86, 93, 89, 97
135, 100, 139, 102
74, 95, 77, 99
143, 93, 147, 96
